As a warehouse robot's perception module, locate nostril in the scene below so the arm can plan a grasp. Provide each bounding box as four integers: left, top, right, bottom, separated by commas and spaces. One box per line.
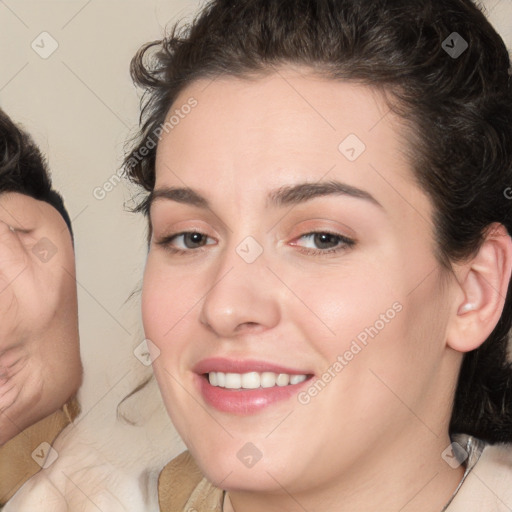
235, 322, 262, 333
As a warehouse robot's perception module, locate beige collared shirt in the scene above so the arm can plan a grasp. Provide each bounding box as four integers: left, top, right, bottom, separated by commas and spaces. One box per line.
0, 397, 80, 507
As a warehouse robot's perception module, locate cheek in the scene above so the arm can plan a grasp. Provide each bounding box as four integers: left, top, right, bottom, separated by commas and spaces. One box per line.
141, 256, 205, 356
283, 262, 400, 359
142, 256, 181, 335
141, 268, 165, 342
286, 257, 445, 405
141, 259, 192, 424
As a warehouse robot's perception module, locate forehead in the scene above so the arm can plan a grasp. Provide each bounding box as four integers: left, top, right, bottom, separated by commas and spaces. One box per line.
154, 67, 431, 223
157, 68, 398, 161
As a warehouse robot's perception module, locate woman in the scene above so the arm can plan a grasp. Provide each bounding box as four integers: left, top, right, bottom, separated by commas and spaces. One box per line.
124, 0, 512, 510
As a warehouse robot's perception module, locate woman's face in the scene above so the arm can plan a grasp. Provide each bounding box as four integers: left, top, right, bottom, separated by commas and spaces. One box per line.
142, 68, 462, 495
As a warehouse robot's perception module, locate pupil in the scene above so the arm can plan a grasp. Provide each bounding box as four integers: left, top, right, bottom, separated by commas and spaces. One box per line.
186, 233, 204, 248
314, 233, 337, 249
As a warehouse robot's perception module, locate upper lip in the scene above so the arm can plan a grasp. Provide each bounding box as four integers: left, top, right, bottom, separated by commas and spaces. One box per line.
193, 358, 313, 376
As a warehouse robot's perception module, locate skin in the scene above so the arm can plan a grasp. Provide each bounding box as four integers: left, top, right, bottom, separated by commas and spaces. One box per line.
0, 192, 81, 445
142, 67, 512, 512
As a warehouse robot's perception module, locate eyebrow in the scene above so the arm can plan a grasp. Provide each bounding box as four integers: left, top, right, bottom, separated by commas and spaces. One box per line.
146, 180, 383, 213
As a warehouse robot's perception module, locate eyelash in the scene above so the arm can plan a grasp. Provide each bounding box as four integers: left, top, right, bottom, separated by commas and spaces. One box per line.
155, 230, 356, 256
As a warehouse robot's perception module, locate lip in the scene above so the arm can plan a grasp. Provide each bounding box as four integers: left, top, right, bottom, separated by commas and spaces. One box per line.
193, 357, 312, 375
193, 358, 314, 415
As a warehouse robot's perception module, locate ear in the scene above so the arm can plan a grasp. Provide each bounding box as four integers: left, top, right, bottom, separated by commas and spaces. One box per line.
446, 223, 512, 353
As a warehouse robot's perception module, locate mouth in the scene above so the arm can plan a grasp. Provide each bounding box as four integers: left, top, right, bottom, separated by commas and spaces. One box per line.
206, 371, 309, 389
193, 358, 314, 414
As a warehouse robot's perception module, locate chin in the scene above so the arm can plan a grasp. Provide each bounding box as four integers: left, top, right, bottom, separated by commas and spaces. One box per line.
191, 443, 293, 491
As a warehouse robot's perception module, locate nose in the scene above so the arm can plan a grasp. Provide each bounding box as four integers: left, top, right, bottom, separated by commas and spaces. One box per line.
198, 240, 281, 338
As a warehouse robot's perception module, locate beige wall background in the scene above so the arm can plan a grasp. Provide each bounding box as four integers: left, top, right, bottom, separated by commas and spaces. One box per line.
0, 0, 510, 442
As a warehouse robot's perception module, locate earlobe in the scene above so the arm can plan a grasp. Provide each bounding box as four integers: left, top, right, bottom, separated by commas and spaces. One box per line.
447, 223, 512, 353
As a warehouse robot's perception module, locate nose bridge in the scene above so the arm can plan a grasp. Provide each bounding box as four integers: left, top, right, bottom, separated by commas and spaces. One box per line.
199, 232, 280, 336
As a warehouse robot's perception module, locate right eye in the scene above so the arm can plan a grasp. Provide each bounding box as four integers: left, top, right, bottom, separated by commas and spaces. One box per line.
155, 231, 216, 254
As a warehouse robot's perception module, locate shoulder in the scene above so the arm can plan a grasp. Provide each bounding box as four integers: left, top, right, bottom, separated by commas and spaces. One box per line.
0, 399, 78, 505
448, 439, 512, 511
158, 451, 224, 512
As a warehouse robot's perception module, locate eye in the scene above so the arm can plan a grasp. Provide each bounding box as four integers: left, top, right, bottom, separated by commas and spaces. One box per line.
154, 230, 355, 256
155, 231, 216, 254
291, 231, 355, 255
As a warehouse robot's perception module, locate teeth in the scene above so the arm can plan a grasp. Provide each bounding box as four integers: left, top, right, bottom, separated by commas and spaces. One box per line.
207, 371, 308, 389
209, 372, 218, 386
241, 372, 260, 389
225, 373, 242, 389
290, 374, 307, 385
260, 372, 276, 388
276, 373, 289, 386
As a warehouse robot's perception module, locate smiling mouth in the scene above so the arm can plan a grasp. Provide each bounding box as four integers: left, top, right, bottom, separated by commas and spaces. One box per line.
205, 371, 313, 390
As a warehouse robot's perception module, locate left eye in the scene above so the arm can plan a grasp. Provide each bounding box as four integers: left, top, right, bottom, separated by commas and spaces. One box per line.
292, 232, 355, 253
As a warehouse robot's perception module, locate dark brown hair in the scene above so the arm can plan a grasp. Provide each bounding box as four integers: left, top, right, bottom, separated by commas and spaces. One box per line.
124, 0, 512, 444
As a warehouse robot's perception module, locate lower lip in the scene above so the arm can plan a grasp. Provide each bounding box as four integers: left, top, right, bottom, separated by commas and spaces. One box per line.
196, 374, 312, 414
